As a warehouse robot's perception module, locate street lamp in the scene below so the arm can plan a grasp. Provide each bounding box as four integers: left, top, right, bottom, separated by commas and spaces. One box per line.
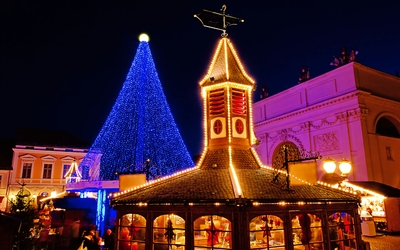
338, 158, 352, 176
323, 157, 352, 185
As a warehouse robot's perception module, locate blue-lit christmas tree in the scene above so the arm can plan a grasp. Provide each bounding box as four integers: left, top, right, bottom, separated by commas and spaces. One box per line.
79, 34, 194, 181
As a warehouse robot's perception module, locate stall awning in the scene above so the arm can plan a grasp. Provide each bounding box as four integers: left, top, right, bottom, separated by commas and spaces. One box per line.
347, 181, 400, 198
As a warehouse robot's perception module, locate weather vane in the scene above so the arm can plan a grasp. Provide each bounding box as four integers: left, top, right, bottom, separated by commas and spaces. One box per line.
194, 4, 244, 37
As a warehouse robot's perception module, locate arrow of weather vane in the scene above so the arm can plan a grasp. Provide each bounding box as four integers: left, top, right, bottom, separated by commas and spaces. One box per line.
194, 4, 244, 36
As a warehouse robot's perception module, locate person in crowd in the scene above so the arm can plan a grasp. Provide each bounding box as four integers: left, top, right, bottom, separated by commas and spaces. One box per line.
81, 229, 101, 250
328, 216, 338, 250
102, 228, 115, 250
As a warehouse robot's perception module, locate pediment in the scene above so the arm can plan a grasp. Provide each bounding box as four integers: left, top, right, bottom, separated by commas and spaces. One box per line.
61, 156, 76, 162
41, 155, 57, 162
20, 154, 37, 161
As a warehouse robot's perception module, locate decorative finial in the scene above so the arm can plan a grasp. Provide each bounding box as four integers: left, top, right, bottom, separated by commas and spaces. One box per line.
194, 4, 244, 37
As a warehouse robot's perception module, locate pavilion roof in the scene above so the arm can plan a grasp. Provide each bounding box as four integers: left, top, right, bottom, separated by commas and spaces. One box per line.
111, 149, 358, 206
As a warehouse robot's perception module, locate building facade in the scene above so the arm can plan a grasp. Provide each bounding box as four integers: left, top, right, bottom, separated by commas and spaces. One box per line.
7, 128, 89, 211
253, 62, 400, 189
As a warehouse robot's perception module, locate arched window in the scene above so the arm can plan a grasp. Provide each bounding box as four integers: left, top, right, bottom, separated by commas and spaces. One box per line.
292, 213, 323, 249
328, 212, 356, 250
193, 215, 231, 249
272, 142, 301, 170
117, 213, 146, 250
249, 215, 285, 249
376, 117, 400, 138
153, 214, 185, 249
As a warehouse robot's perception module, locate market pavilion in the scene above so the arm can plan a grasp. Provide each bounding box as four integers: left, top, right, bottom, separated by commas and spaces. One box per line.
110, 34, 363, 250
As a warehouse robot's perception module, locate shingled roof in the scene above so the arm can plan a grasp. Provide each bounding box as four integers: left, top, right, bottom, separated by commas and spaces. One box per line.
112, 148, 357, 205
200, 148, 260, 170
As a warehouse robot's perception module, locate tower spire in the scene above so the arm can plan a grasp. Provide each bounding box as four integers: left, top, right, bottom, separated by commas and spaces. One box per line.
194, 7, 262, 177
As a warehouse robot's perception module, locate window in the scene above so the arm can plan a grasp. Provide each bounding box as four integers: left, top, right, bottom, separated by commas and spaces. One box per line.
209, 89, 225, 116
292, 213, 323, 250
193, 215, 231, 249
328, 212, 356, 250
231, 88, 247, 115
376, 117, 400, 138
386, 147, 393, 160
22, 163, 32, 178
43, 164, 52, 179
63, 164, 71, 179
118, 214, 146, 250
153, 214, 185, 249
249, 215, 284, 249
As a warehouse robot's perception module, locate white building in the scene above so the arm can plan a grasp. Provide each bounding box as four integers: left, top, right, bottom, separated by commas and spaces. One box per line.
253, 62, 400, 190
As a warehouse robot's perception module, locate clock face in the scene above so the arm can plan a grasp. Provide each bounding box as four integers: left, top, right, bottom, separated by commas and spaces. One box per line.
213, 119, 223, 135
235, 119, 244, 134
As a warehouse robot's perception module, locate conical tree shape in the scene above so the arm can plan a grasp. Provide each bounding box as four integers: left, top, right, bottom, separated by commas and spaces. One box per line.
79, 39, 194, 181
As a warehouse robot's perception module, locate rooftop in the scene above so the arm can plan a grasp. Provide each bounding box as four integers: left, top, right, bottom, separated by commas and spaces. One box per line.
112, 148, 358, 205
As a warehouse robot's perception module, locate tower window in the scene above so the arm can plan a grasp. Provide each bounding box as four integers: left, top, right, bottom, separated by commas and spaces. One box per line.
235, 119, 244, 134
213, 119, 223, 134
231, 88, 247, 115
209, 89, 225, 115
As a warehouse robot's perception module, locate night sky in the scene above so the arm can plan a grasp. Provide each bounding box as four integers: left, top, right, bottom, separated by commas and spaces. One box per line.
1, 0, 399, 157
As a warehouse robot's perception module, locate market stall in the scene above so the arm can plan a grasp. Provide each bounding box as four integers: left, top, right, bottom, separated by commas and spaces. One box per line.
346, 181, 400, 234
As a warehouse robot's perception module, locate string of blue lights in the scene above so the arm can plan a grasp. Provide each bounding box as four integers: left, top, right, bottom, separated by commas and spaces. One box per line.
79, 37, 194, 181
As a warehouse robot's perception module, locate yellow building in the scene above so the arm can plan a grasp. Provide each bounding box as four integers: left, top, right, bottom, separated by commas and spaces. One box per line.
7, 128, 89, 210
